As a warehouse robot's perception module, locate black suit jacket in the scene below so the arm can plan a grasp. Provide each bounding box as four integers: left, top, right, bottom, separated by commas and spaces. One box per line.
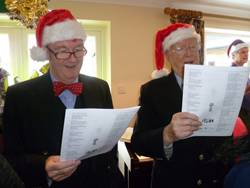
131, 72, 229, 188
3, 73, 124, 188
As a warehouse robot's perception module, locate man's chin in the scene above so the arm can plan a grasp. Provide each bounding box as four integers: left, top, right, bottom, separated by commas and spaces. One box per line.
63, 73, 79, 82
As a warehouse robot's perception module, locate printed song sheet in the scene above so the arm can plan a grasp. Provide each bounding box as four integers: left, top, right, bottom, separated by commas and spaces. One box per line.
60, 106, 140, 161
182, 65, 250, 137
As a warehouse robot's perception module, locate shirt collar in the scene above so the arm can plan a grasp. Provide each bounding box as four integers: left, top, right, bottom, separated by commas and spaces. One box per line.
174, 72, 183, 89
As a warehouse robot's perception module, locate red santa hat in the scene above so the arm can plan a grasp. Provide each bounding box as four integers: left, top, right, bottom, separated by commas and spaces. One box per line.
30, 9, 87, 61
152, 23, 200, 79
227, 39, 248, 58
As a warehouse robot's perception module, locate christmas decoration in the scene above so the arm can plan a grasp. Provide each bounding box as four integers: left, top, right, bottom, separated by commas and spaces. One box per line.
5, 0, 49, 29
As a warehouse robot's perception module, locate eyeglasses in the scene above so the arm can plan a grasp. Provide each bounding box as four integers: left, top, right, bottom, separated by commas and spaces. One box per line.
47, 47, 87, 60
171, 46, 199, 54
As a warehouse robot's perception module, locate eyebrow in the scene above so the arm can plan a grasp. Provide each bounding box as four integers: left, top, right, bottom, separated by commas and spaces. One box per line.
52, 45, 84, 51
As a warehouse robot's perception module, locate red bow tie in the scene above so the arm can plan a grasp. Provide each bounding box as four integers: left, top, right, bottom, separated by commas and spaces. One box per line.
53, 81, 83, 96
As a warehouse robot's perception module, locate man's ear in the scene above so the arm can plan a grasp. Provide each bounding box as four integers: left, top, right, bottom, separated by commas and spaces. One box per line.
164, 51, 172, 70
164, 50, 169, 62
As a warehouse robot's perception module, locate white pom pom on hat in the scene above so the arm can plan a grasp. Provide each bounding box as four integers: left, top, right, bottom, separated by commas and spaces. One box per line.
151, 68, 169, 79
227, 39, 248, 58
30, 46, 48, 61
31, 9, 87, 62
153, 23, 200, 79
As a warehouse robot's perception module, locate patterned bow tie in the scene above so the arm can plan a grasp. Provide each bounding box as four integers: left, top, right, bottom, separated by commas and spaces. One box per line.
53, 81, 83, 96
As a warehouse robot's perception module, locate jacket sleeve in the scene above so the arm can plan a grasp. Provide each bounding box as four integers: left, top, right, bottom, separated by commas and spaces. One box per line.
3, 86, 48, 187
131, 84, 166, 159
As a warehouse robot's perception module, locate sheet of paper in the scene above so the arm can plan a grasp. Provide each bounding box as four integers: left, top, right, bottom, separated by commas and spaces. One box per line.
60, 106, 140, 161
182, 64, 250, 137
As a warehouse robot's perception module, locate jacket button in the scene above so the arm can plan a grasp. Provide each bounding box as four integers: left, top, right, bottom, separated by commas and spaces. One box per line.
212, 179, 218, 184
42, 151, 48, 155
197, 179, 202, 186
198, 154, 204, 161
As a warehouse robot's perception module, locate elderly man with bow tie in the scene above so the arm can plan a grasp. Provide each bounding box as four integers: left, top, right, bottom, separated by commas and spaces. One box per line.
3, 9, 124, 188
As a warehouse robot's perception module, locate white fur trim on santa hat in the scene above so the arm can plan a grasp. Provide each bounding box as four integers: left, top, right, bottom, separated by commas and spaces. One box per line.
151, 68, 169, 79
30, 46, 48, 61
230, 42, 248, 56
163, 27, 200, 52
42, 20, 86, 46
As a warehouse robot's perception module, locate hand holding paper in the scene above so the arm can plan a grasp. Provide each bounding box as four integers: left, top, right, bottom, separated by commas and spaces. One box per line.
182, 65, 250, 137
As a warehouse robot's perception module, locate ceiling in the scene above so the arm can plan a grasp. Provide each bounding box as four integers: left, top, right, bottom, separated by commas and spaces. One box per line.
71, 0, 250, 19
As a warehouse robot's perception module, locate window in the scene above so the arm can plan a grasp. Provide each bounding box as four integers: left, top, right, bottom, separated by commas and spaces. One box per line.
0, 15, 111, 85
205, 28, 250, 66
0, 34, 10, 72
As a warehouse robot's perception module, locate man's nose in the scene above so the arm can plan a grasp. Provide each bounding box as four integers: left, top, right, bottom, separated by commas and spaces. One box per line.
68, 53, 78, 61
185, 48, 193, 56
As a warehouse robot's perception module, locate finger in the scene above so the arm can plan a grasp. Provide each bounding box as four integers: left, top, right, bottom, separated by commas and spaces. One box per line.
49, 162, 79, 177
48, 159, 80, 172
187, 118, 202, 127
57, 164, 79, 176
53, 168, 77, 182
174, 130, 192, 140
52, 174, 68, 182
174, 123, 201, 139
58, 160, 80, 171
45, 156, 60, 171
188, 124, 201, 133
179, 128, 196, 138
53, 161, 79, 175
49, 170, 59, 178
46, 157, 62, 176
176, 112, 200, 121
51, 166, 78, 181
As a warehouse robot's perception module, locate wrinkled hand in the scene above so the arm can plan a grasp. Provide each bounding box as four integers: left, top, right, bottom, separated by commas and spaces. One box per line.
45, 156, 81, 182
163, 112, 201, 144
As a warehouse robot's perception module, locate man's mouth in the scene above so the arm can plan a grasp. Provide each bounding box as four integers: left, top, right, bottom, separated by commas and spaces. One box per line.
65, 65, 77, 69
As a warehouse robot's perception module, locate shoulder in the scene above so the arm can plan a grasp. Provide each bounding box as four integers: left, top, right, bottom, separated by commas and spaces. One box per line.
141, 72, 175, 93
79, 74, 109, 87
79, 74, 110, 94
6, 74, 49, 97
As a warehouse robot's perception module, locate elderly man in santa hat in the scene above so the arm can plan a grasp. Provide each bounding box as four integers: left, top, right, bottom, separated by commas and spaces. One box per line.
228, 40, 250, 137
223, 39, 250, 188
228, 39, 249, 109
131, 23, 230, 188
3, 9, 124, 188
228, 39, 249, 67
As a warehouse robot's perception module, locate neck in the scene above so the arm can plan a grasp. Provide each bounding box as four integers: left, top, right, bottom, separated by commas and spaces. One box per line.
234, 61, 245, 66
50, 70, 78, 84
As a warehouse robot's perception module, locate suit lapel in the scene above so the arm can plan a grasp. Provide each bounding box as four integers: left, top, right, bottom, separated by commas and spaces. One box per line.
38, 73, 66, 111
75, 75, 106, 108
75, 75, 86, 108
153, 72, 183, 124
169, 72, 183, 101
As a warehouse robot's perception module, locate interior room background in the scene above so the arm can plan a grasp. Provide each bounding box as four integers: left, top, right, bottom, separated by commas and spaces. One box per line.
0, 0, 249, 109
